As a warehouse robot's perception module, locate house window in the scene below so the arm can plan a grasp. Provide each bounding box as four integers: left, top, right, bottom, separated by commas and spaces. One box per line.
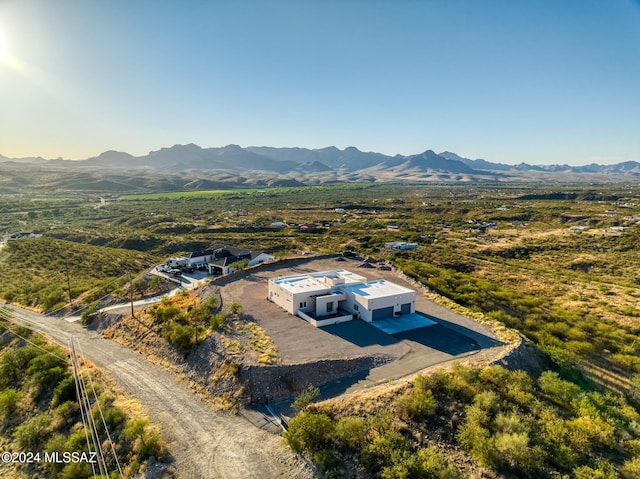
327, 301, 334, 313
354, 304, 359, 311
299, 301, 307, 308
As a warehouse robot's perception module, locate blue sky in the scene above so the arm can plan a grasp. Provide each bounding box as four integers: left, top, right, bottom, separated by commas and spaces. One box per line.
0, 0, 639, 165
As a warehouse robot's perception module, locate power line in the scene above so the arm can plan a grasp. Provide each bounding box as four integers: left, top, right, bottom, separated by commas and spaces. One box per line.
1, 307, 122, 477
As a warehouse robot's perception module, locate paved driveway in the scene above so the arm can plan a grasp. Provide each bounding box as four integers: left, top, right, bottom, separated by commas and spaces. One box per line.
220, 256, 504, 389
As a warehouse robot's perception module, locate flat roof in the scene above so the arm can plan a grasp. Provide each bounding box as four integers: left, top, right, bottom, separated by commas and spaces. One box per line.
339, 279, 414, 299
271, 269, 366, 294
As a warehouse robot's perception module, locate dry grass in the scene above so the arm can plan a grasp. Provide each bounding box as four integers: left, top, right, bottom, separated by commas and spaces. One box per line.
246, 322, 280, 365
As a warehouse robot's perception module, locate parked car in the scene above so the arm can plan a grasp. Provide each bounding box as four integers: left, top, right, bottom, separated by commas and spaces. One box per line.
155, 265, 167, 272
180, 266, 195, 273
168, 269, 182, 277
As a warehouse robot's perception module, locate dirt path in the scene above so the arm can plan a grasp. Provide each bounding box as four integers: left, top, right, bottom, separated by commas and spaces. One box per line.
5, 304, 315, 479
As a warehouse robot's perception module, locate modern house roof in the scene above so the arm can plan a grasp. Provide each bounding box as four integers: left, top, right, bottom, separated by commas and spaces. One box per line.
271, 270, 366, 294
189, 244, 268, 260
339, 279, 414, 298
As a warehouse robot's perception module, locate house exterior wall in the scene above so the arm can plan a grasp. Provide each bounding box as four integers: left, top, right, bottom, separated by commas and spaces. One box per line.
249, 253, 275, 267
268, 280, 332, 315
188, 253, 212, 267
340, 290, 414, 322
268, 270, 416, 326
315, 292, 347, 317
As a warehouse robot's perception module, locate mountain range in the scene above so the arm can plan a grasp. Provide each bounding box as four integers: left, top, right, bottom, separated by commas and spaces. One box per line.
1, 144, 639, 193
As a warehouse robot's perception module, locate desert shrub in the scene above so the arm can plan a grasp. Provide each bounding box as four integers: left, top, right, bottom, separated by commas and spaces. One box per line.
621, 457, 640, 479
491, 431, 544, 474
0, 388, 23, 419
292, 385, 320, 411
43, 433, 69, 475
53, 375, 77, 405
65, 428, 90, 452
313, 449, 341, 476
538, 371, 582, 407
395, 381, 437, 420
361, 430, 411, 470
163, 322, 196, 350
457, 415, 492, 465
283, 412, 334, 452
59, 462, 93, 479
612, 353, 640, 373
104, 406, 126, 428
228, 302, 242, 315
81, 301, 101, 324
209, 313, 226, 331
380, 446, 461, 479
334, 416, 368, 449
52, 401, 79, 429
122, 417, 166, 460
150, 304, 183, 322
572, 461, 618, 479
0, 346, 39, 385
14, 412, 53, 449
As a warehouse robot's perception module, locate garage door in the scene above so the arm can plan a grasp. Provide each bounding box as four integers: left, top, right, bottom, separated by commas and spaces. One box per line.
400, 303, 412, 314
371, 306, 394, 321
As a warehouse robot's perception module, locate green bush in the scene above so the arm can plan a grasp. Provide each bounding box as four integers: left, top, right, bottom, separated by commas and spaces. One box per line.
59, 461, 93, 479
81, 301, 101, 324
381, 446, 461, 479
334, 416, 367, 449
122, 417, 166, 460
395, 383, 437, 420
292, 385, 320, 411
0, 388, 23, 419
0, 346, 39, 385
14, 412, 53, 449
313, 449, 341, 476
104, 406, 126, 428
362, 431, 411, 470
573, 461, 618, 479
538, 371, 582, 406
52, 401, 79, 428
54, 375, 77, 405
209, 313, 226, 331
163, 322, 196, 350
283, 412, 334, 452
621, 457, 640, 479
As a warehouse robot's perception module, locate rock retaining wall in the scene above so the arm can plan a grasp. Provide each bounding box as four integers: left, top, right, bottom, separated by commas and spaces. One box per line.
240, 355, 391, 404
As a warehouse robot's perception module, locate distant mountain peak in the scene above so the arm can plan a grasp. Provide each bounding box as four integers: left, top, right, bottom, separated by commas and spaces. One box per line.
1, 145, 638, 186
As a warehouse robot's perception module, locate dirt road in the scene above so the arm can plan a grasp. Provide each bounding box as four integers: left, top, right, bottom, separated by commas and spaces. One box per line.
4, 304, 315, 479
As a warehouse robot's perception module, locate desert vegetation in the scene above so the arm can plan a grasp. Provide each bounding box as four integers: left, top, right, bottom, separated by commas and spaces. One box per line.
0, 315, 169, 478
288, 363, 640, 478
2, 182, 640, 476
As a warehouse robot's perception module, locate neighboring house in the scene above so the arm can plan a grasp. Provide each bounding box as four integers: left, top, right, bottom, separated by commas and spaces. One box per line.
8, 232, 41, 240
568, 226, 590, 232
187, 244, 274, 274
268, 269, 416, 327
385, 241, 419, 251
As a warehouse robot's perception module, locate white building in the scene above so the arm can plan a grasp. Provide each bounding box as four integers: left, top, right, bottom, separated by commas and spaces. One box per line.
268, 270, 416, 327
385, 241, 419, 251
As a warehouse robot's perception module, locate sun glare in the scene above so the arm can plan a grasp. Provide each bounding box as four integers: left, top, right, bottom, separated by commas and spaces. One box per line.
0, 22, 9, 64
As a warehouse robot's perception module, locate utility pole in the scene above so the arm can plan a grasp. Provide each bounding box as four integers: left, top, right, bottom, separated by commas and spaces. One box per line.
128, 272, 135, 318
193, 298, 198, 345
65, 265, 72, 304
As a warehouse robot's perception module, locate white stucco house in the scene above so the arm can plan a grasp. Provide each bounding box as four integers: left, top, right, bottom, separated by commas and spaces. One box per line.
186, 244, 274, 273
268, 269, 416, 327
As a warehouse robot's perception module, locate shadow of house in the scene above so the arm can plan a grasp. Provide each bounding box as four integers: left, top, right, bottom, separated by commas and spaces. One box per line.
322, 319, 400, 347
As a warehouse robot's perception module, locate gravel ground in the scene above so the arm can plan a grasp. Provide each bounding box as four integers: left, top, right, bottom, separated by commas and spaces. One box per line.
6, 304, 317, 479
